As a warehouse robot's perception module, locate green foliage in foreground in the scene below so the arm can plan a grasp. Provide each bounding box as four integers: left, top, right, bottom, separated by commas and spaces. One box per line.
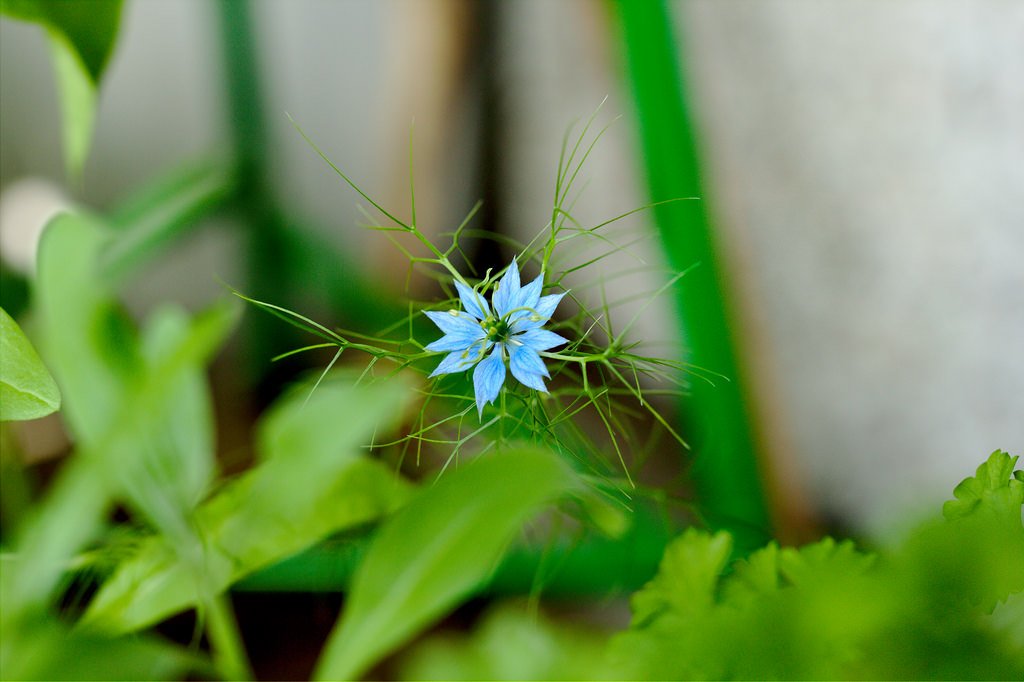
402, 451, 1024, 681
0, 207, 1020, 682
0, 307, 60, 421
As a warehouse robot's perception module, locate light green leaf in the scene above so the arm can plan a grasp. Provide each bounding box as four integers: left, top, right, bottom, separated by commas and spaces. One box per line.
1, 620, 203, 681
610, 453, 1024, 680
36, 212, 136, 444
82, 377, 415, 633
0, 306, 60, 420
398, 602, 613, 681
777, 537, 875, 588
136, 304, 219, 512
0, 0, 124, 179
313, 447, 581, 681
36, 213, 235, 539
943, 449, 1024, 522
3, 213, 131, 621
628, 528, 732, 626
11, 212, 232, 622
50, 36, 96, 181
721, 541, 780, 605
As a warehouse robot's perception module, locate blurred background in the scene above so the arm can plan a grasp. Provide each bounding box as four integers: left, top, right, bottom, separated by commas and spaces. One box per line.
2, 0, 1022, 538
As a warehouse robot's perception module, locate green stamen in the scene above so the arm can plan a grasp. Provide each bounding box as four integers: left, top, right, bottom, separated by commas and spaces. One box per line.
482, 317, 510, 343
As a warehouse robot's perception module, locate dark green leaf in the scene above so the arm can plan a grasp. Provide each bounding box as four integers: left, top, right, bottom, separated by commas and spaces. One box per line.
1, 0, 124, 178
1, 0, 123, 82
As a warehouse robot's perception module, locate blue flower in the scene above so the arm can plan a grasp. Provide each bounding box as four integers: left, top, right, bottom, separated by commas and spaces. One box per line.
425, 258, 568, 416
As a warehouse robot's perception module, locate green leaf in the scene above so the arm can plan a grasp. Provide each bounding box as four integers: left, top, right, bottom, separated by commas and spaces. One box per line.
313, 447, 581, 681
0, 0, 124, 179
610, 452, 1024, 680
36, 213, 236, 539
0, 0, 123, 82
1, 620, 203, 681
82, 376, 415, 633
943, 449, 1024, 522
0, 306, 60, 420
3, 213, 131, 620
1, 455, 109, 624
777, 536, 876, 588
397, 602, 613, 681
628, 528, 731, 626
11, 213, 232, 622
136, 304, 219, 512
35, 212, 136, 445
50, 36, 96, 181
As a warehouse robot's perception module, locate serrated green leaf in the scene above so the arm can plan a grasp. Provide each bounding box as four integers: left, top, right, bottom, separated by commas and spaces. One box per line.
313, 447, 581, 681
82, 377, 414, 634
628, 528, 731, 626
0, 306, 60, 421
721, 542, 780, 605
943, 449, 1024, 522
611, 452, 1024, 681
778, 537, 875, 587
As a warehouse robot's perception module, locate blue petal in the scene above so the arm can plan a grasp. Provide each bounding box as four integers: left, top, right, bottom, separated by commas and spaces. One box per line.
425, 310, 482, 337
429, 341, 491, 377
492, 258, 521, 318
473, 343, 506, 416
506, 274, 544, 324
511, 291, 566, 332
455, 280, 489, 321
425, 330, 482, 352
515, 327, 568, 352
508, 343, 549, 392
533, 292, 565, 323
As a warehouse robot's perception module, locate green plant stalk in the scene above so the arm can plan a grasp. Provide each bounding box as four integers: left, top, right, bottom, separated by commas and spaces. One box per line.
205, 592, 254, 681
214, 0, 289, 384
613, 0, 772, 551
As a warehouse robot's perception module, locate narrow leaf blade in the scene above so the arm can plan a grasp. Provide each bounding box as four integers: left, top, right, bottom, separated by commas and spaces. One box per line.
313, 447, 579, 680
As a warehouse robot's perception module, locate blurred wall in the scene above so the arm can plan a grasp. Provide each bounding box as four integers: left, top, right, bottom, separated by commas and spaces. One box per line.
2, 0, 1021, 534
680, 0, 1024, 532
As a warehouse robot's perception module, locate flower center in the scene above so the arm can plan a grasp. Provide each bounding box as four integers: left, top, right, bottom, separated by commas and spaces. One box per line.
482, 316, 511, 343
